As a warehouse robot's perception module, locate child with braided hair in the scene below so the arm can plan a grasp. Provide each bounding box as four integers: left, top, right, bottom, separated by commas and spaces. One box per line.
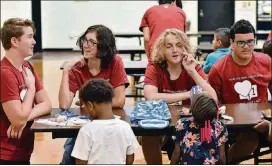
171, 92, 228, 165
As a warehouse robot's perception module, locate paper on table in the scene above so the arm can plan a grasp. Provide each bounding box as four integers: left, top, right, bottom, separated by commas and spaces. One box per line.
221, 114, 234, 121
35, 114, 119, 127
262, 108, 271, 118
72, 119, 89, 125
114, 115, 121, 119
35, 117, 90, 126
219, 106, 226, 115
35, 119, 67, 126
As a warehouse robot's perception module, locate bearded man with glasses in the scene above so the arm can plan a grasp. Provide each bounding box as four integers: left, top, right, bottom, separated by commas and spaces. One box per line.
208, 19, 272, 164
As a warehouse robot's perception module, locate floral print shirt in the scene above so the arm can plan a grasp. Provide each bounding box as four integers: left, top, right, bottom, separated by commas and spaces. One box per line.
175, 117, 228, 165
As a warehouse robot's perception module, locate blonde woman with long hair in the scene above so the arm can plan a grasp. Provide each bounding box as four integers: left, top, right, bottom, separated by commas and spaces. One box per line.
140, 28, 217, 164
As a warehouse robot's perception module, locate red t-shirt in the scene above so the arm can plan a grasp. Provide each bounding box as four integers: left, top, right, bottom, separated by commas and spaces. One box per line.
208, 52, 272, 104
0, 57, 43, 161
267, 32, 272, 40
144, 62, 207, 105
69, 55, 129, 93
139, 4, 186, 59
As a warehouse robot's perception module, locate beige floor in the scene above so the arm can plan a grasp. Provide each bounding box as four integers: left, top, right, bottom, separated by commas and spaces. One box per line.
26, 52, 270, 164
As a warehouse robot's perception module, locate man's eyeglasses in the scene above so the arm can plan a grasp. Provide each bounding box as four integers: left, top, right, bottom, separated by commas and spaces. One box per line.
81, 38, 98, 47
234, 39, 255, 48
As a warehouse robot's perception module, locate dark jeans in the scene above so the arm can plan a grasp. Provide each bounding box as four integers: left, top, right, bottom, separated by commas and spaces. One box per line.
60, 138, 76, 165
0, 159, 30, 165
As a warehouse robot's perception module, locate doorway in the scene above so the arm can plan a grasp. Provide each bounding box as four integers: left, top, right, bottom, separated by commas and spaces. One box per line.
198, 0, 235, 44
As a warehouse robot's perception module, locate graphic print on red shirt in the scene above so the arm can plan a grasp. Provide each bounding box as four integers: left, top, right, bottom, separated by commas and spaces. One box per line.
208, 52, 272, 104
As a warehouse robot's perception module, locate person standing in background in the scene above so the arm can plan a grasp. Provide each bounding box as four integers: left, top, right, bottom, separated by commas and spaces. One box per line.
267, 32, 272, 40
139, 0, 186, 60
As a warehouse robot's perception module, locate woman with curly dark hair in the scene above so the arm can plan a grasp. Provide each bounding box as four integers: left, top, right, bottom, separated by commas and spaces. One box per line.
59, 24, 129, 110
58, 25, 129, 164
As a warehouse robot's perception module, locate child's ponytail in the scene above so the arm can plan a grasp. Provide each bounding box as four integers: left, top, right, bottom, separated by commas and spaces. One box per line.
190, 92, 219, 143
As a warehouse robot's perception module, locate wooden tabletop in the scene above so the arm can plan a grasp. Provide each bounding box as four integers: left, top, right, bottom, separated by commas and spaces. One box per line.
31, 103, 270, 138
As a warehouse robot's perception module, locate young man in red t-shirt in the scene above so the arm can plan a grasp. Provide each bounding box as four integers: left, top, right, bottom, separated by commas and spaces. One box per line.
208, 19, 272, 163
59, 25, 129, 164
142, 28, 217, 164
0, 18, 52, 164
139, 0, 186, 60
